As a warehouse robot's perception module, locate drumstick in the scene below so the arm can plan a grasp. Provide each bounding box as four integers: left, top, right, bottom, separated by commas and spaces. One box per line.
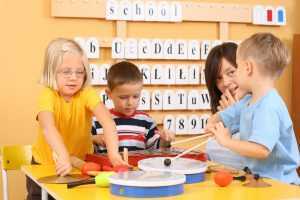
171, 133, 212, 146
164, 137, 213, 166
123, 148, 128, 164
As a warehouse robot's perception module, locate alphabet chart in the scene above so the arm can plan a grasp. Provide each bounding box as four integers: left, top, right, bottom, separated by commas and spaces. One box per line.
51, 0, 286, 135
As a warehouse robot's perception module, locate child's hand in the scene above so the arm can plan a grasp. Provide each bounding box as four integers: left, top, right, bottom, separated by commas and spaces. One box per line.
54, 154, 72, 176
108, 152, 129, 167
218, 88, 237, 111
92, 135, 106, 146
204, 121, 216, 133
207, 122, 231, 147
204, 113, 221, 133
159, 130, 175, 142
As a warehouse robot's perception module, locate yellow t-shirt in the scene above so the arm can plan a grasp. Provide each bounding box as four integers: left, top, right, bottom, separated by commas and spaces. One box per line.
32, 86, 100, 164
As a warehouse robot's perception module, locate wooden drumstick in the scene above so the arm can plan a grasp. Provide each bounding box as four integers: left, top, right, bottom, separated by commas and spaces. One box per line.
171, 133, 212, 146
123, 148, 128, 165
164, 137, 212, 166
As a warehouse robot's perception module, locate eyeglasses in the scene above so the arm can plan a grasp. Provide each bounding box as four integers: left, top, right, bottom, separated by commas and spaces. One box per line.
58, 69, 85, 78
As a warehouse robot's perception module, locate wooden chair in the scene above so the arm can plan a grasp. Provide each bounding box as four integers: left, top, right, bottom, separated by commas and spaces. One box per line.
1, 145, 32, 200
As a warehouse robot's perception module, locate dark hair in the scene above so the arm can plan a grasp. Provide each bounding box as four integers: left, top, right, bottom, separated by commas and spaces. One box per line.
107, 61, 143, 90
205, 42, 238, 113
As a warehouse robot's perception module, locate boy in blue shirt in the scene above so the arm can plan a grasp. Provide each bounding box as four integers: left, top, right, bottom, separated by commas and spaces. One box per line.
207, 33, 300, 184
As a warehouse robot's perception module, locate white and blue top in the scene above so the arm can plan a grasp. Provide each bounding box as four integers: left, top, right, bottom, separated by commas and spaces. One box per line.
219, 89, 300, 184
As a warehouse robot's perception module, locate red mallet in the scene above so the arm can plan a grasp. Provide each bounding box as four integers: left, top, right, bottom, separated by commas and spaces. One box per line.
102, 165, 114, 171
81, 162, 101, 175
214, 170, 233, 187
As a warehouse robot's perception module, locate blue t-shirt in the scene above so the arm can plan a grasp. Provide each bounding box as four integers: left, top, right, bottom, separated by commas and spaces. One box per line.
219, 89, 300, 184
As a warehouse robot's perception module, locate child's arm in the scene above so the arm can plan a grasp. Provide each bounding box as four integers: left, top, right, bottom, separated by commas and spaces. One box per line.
207, 95, 250, 134
209, 122, 270, 159
92, 103, 127, 166
92, 135, 106, 146
38, 111, 72, 176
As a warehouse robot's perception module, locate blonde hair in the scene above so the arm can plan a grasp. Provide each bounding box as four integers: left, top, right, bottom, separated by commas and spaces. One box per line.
40, 38, 90, 90
238, 32, 290, 77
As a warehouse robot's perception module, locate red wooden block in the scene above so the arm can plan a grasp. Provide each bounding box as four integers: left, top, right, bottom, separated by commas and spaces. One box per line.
267, 9, 273, 22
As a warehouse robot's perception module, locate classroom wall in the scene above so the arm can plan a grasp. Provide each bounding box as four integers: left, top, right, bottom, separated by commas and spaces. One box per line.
0, 0, 298, 199
296, 1, 300, 33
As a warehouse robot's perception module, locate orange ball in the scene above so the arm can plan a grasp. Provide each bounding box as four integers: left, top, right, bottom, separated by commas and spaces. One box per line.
214, 170, 233, 187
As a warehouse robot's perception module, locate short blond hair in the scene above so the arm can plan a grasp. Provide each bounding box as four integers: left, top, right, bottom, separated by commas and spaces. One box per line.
40, 38, 90, 90
238, 33, 290, 77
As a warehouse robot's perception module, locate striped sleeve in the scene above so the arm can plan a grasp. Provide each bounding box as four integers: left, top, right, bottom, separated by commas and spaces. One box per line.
91, 117, 103, 135
140, 113, 160, 149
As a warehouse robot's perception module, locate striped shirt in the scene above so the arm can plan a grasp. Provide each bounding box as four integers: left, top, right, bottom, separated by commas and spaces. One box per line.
91, 109, 160, 153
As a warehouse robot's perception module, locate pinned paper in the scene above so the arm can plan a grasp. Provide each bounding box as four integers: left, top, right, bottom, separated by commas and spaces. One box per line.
188, 40, 201, 60
132, 0, 145, 21
86, 37, 100, 59
74, 37, 87, 54
119, 0, 132, 20
163, 115, 175, 132
139, 64, 151, 85
164, 64, 176, 85
125, 38, 138, 59
175, 115, 188, 134
175, 65, 189, 84
151, 64, 164, 85
138, 39, 151, 59
187, 90, 200, 110
163, 90, 176, 110
151, 39, 164, 59
145, 1, 158, 21
175, 90, 187, 110
112, 38, 125, 59
175, 40, 188, 60
170, 1, 182, 22
253, 5, 265, 25
151, 90, 163, 110
199, 89, 211, 110
90, 64, 100, 85
189, 64, 200, 85
200, 40, 211, 60
157, 1, 170, 21
163, 39, 175, 59
98, 64, 110, 85
100, 90, 114, 109
106, 0, 119, 20
188, 115, 201, 134
199, 114, 210, 133
265, 6, 275, 25
275, 6, 286, 25
138, 90, 151, 110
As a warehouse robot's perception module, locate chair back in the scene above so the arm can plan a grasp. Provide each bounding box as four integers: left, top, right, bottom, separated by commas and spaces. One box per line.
1, 145, 32, 170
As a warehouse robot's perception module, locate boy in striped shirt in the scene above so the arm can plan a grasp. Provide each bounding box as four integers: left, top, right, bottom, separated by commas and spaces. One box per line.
92, 61, 174, 153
